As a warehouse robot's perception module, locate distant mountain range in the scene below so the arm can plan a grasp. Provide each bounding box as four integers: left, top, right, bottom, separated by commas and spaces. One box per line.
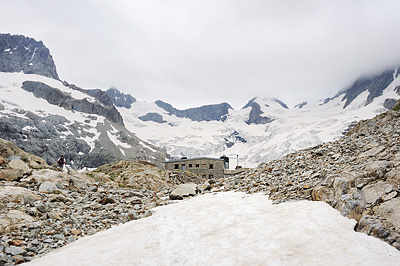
0, 33, 399, 168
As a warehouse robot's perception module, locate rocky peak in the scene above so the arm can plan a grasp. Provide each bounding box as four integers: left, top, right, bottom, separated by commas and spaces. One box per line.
242, 97, 275, 125
0, 33, 59, 80
338, 68, 397, 109
106, 87, 136, 109
155, 100, 232, 122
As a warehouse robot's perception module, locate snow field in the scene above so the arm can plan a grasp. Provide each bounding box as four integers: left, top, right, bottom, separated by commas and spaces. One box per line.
26, 192, 400, 266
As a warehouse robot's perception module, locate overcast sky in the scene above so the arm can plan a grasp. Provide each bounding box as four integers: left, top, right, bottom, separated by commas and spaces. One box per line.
2, 0, 400, 109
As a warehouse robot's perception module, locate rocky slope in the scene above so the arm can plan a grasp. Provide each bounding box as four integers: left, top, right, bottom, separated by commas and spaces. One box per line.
211, 100, 400, 250
0, 140, 203, 265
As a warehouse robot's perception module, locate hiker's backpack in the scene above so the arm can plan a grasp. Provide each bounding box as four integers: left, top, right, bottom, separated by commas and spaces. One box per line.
58, 158, 64, 164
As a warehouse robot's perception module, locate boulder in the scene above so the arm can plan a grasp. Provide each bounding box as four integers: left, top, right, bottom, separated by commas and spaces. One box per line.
0, 210, 35, 234
0, 186, 39, 204
311, 185, 334, 204
362, 181, 392, 206
26, 169, 69, 184
374, 198, 400, 229
0, 169, 24, 181
385, 169, 400, 185
39, 181, 58, 193
169, 183, 198, 200
8, 158, 29, 173
336, 194, 364, 221
357, 215, 389, 239
5, 246, 26, 256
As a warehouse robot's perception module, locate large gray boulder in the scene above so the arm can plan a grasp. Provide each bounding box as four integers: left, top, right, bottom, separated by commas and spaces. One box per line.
39, 181, 58, 193
8, 158, 29, 173
169, 183, 198, 200
0, 186, 39, 204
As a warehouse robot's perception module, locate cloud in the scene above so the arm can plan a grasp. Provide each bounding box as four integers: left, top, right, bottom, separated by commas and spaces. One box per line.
1, 0, 400, 109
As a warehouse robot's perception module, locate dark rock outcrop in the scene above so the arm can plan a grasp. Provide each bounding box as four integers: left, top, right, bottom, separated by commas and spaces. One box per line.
22, 81, 124, 125
155, 100, 232, 122
294, 101, 307, 109
0, 33, 59, 79
243, 98, 274, 125
224, 130, 247, 148
339, 69, 396, 109
106, 88, 136, 109
272, 98, 289, 109
139, 113, 166, 123
383, 98, 398, 110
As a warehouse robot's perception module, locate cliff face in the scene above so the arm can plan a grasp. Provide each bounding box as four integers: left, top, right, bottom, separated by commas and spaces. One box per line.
22, 81, 124, 125
0, 33, 59, 80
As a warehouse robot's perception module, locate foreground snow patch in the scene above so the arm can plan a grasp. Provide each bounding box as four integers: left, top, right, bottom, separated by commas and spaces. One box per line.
27, 192, 400, 265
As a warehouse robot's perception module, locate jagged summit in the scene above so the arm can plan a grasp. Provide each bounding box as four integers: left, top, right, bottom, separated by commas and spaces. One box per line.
336, 67, 400, 109
0, 33, 59, 79
106, 87, 136, 109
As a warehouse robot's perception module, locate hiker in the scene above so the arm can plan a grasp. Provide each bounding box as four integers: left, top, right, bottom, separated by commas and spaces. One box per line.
57, 155, 66, 169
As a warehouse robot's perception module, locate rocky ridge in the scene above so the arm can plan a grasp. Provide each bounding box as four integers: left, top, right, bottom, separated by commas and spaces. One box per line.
22, 81, 124, 125
155, 100, 232, 122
